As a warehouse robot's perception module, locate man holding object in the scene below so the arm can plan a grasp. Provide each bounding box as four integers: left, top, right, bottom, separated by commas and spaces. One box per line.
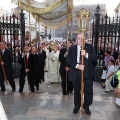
66, 33, 97, 115
0, 41, 16, 92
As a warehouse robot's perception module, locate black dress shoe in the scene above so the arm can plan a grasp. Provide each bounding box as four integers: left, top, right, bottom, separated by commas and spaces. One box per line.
67, 91, 69, 94
105, 91, 110, 93
19, 89, 23, 93
84, 109, 91, 115
63, 92, 67, 95
11, 89, 15, 92
11, 90, 15, 92
1, 90, 6, 92
42, 79, 45, 82
31, 90, 35, 92
73, 108, 79, 114
70, 91, 73, 93
36, 87, 39, 91
19, 91, 23, 93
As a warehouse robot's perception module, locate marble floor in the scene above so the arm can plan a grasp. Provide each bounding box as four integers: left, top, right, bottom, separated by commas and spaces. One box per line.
0, 74, 120, 120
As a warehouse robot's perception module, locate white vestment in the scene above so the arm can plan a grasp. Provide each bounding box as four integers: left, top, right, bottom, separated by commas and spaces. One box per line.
47, 50, 60, 82
44, 48, 49, 71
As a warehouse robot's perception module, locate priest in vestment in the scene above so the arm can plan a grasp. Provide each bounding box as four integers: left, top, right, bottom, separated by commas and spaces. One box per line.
47, 44, 60, 83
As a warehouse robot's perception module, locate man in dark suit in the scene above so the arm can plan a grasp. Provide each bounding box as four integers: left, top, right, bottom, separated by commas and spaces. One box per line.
59, 39, 73, 95
66, 33, 97, 115
28, 46, 41, 91
0, 41, 16, 92
19, 45, 31, 93
38, 45, 46, 82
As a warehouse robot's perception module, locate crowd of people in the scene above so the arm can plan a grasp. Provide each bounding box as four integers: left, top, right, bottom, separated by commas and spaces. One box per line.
1, 32, 120, 115
100, 49, 120, 106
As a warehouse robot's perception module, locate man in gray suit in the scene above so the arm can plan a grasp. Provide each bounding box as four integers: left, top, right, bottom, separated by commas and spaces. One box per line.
66, 33, 97, 115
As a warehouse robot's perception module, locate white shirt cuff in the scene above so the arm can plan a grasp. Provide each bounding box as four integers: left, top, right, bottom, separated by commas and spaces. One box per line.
76, 64, 79, 69
85, 53, 88, 59
64, 54, 66, 58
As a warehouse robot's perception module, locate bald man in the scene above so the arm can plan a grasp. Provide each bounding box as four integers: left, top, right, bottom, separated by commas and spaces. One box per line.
66, 33, 97, 115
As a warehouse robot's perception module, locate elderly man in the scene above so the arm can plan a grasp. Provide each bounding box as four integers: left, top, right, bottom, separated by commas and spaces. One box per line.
66, 33, 97, 115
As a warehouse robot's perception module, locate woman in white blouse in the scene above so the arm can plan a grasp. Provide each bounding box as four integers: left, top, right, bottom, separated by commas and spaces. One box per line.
105, 60, 115, 93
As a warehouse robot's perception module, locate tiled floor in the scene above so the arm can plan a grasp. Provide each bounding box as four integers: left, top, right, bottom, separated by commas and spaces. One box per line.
0, 74, 120, 120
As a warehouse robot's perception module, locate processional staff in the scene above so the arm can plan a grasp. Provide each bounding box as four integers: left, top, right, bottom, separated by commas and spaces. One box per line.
77, 9, 90, 113
65, 0, 69, 94
66, 0, 73, 93
0, 53, 8, 85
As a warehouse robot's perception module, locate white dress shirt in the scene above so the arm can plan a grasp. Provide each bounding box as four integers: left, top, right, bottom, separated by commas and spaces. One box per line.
22, 53, 29, 58
76, 45, 88, 69
26, 53, 29, 59
1, 49, 5, 55
77, 45, 81, 63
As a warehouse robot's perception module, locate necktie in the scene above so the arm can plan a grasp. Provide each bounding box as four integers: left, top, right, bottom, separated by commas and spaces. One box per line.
25, 54, 28, 68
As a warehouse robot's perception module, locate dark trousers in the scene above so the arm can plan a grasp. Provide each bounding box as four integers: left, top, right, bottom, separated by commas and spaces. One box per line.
84, 79, 93, 108
61, 73, 73, 94
41, 66, 45, 82
67, 72, 73, 92
19, 71, 35, 92
72, 80, 81, 110
19, 72, 26, 92
28, 78, 35, 91
72, 78, 93, 110
28, 71, 35, 91
32, 69, 39, 88
0, 69, 15, 91
29, 68, 40, 91
19, 72, 29, 92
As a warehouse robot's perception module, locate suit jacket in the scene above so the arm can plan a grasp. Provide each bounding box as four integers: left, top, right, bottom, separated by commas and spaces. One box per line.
19, 53, 41, 76
59, 47, 70, 75
66, 43, 97, 82
28, 54, 41, 71
19, 53, 30, 76
0, 49, 13, 72
38, 50, 46, 66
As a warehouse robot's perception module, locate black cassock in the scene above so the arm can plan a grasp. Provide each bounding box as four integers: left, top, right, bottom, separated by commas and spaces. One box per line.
28, 53, 41, 91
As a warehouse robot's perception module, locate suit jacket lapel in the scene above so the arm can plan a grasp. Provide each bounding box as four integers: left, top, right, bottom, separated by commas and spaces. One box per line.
74, 44, 77, 63
2, 49, 6, 56
84, 43, 88, 51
